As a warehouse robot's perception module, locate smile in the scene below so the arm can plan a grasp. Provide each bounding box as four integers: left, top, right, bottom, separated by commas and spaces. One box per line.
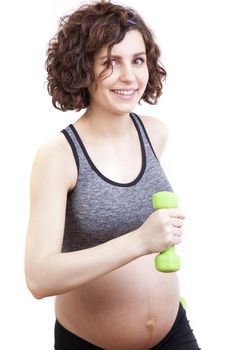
110, 89, 139, 101
111, 89, 137, 96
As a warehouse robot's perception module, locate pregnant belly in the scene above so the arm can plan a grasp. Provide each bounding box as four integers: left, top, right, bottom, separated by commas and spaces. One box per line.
55, 254, 180, 350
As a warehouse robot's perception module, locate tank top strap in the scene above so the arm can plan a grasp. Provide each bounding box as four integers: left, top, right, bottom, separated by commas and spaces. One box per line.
61, 124, 91, 174
130, 112, 159, 162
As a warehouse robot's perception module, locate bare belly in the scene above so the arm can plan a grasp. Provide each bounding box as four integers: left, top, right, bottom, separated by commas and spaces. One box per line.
55, 254, 180, 350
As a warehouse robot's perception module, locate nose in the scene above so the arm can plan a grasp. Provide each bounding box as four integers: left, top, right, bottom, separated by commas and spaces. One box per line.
119, 63, 135, 82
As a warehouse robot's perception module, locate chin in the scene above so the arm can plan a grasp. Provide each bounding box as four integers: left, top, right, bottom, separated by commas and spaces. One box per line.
114, 107, 136, 116
112, 101, 140, 114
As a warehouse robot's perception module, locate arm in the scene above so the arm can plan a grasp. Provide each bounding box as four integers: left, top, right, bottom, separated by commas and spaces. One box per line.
25, 132, 184, 300
25, 135, 144, 299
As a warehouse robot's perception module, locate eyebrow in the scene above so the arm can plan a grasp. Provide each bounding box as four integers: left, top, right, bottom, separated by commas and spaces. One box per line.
98, 52, 146, 61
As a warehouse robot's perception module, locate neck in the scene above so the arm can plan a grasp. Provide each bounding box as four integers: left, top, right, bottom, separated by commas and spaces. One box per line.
81, 106, 133, 140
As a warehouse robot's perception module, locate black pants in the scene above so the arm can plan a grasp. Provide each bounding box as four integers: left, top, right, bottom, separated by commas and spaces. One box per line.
54, 303, 201, 350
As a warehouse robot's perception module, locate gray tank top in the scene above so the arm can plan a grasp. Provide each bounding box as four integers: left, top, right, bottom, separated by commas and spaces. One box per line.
61, 113, 172, 252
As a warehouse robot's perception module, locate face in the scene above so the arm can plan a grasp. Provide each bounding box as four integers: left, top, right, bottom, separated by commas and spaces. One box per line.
88, 30, 149, 116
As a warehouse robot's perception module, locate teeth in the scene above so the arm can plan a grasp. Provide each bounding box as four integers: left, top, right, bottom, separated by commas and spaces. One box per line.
112, 90, 135, 96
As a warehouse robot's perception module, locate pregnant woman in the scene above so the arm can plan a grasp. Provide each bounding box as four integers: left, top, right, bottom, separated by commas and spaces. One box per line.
25, 1, 200, 349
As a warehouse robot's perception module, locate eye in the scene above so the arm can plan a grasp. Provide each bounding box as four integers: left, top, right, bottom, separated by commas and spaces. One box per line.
103, 58, 119, 66
134, 57, 145, 65
111, 58, 118, 66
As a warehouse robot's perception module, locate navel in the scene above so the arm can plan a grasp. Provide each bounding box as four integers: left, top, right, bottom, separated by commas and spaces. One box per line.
145, 319, 156, 328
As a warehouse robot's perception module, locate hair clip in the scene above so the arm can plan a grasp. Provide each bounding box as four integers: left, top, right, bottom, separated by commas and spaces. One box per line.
127, 19, 136, 26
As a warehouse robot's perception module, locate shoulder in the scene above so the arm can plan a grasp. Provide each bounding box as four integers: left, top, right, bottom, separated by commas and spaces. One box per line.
138, 115, 169, 160
31, 133, 77, 195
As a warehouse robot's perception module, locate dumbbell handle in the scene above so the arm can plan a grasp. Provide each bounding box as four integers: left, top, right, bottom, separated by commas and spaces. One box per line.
152, 191, 180, 272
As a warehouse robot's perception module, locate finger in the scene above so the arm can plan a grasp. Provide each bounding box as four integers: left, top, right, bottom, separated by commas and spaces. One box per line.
167, 208, 185, 219
171, 218, 184, 228
173, 235, 182, 245
172, 227, 183, 237
165, 217, 184, 228
165, 232, 182, 247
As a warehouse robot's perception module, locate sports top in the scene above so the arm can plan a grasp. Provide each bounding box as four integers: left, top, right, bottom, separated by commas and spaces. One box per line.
61, 113, 172, 252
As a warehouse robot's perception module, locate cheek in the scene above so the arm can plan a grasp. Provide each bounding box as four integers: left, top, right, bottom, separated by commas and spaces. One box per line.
139, 68, 149, 85
103, 71, 118, 86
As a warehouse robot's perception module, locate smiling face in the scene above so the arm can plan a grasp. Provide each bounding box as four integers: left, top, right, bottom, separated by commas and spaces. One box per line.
88, 30, 149, 116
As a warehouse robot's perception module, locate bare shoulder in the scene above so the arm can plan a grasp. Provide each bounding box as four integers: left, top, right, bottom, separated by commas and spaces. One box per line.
139, 115, 169, 160
31, 133, 77, 196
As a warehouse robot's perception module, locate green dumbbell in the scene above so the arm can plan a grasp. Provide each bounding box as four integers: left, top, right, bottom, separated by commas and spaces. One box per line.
152, 191, 181, 272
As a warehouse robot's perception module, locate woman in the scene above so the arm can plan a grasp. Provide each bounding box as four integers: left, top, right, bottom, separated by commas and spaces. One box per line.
25, 1, 200, 349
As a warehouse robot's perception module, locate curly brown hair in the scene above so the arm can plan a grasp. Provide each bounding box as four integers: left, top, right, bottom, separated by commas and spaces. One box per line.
45, 0, 166, 112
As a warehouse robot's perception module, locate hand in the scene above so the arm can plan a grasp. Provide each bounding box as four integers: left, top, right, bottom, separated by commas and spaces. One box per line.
136, 208, 185, 255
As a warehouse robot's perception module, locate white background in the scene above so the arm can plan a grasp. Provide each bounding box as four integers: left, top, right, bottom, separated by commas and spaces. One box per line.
1, 0, 232, 349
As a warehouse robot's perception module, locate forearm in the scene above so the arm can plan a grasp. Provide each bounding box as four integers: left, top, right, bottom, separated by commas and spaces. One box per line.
27, 230, 144, 299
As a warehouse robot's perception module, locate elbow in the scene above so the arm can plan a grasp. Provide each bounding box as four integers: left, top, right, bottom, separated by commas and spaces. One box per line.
25, 266, 43, 299
25, 268, 53, 299
25, 259, 54, 299
31, 290, 45, 300
26, 278, 46, 300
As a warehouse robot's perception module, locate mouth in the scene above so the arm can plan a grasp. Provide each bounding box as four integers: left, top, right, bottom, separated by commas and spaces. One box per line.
110, 89, 138, 99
